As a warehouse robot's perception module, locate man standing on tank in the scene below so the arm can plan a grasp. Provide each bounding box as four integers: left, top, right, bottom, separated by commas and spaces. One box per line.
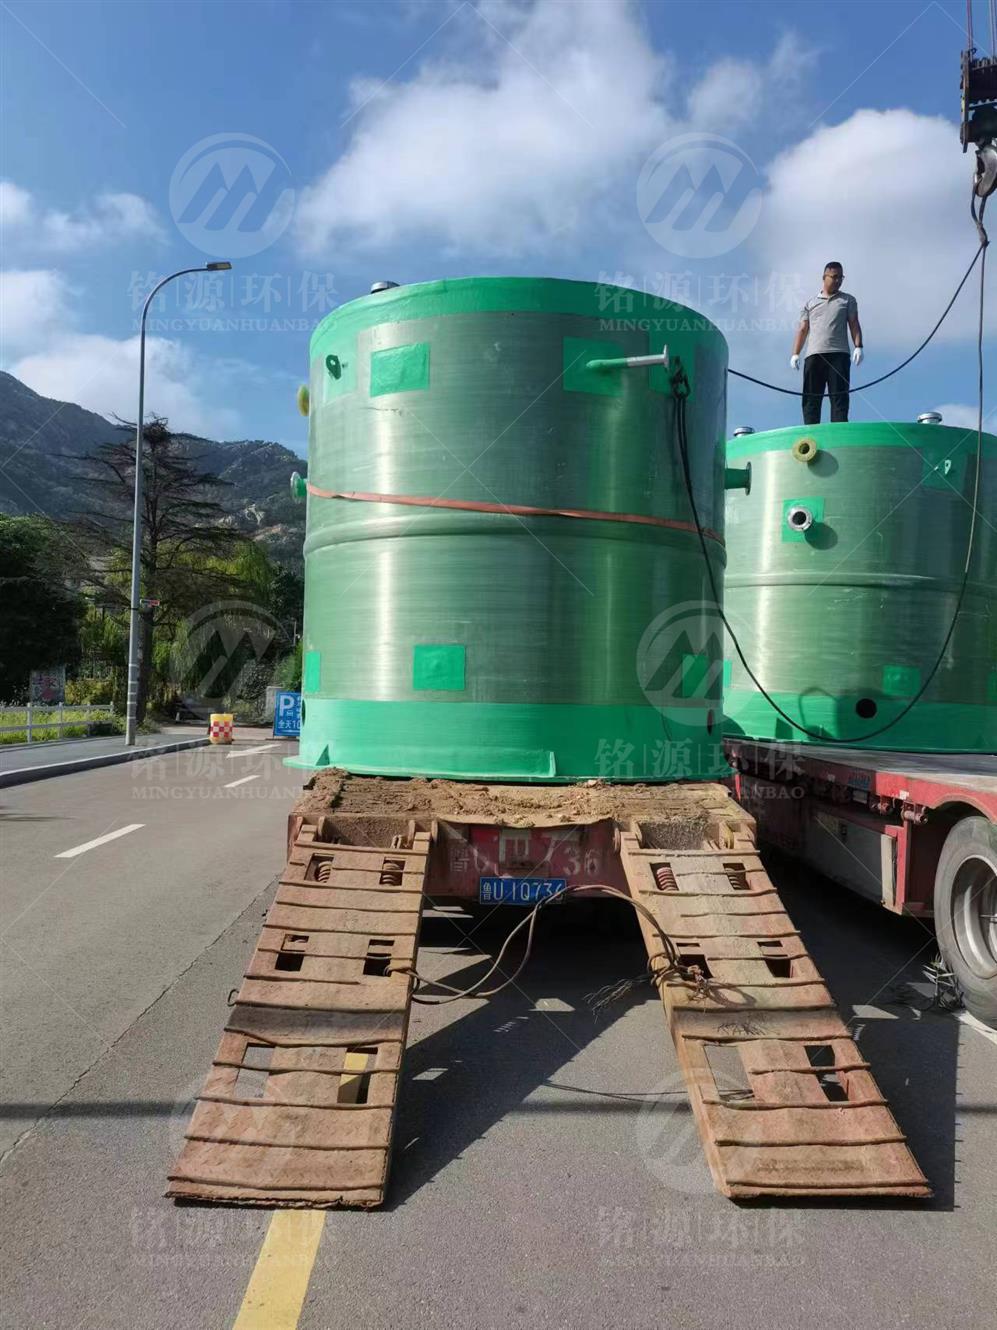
790, 262, 863, 423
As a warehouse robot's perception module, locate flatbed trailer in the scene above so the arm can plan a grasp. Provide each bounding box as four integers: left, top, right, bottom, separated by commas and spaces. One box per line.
168, 774, 931, 1208
724, 739, 997, 1028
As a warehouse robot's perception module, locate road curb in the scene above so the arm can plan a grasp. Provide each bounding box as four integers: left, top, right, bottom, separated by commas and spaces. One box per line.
0, 737, 211, 789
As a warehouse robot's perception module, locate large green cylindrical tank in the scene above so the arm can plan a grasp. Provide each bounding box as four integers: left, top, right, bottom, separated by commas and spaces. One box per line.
289, 276, 729, 781
724, 420, 997, 751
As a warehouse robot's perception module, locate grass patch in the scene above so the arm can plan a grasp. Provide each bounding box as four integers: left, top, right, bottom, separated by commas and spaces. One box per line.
0, 707, 120, 745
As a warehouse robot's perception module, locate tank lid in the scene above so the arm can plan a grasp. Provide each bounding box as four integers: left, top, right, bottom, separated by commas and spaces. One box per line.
370, 280, 400, 293
732, 425, 755, 437
917, 411, 943, 424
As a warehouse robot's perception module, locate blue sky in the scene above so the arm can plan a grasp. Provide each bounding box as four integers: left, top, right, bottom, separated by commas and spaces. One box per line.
1, 0, 994, 453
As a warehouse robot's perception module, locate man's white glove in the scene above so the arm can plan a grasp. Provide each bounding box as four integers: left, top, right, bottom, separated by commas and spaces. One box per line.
852, 346, 864, 366
790, 354, 800, 371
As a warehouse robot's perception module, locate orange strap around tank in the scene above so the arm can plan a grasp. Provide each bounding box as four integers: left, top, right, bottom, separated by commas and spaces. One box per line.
305, 482, 724, 546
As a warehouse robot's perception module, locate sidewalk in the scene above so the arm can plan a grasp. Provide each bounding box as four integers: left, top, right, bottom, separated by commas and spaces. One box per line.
0, 727, 210, 788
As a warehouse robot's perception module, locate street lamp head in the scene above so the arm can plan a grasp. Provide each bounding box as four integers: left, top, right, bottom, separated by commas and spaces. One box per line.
205, 261, 232, 271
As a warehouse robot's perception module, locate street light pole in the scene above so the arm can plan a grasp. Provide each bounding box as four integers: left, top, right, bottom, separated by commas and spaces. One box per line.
124, 260, 232, 746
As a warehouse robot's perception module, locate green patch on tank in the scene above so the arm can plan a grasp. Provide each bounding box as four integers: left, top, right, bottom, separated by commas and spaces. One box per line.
562, 337, 625, 396
370, 342, 430, 397
413, 643, 465, 691
882, 664, 921, 697
921, 441, 969, 492
303, 650, 322, 693
988, 669, 997, 703
321, 345, 356, 402
781, 496, 825, 542
723, 658, 733, 689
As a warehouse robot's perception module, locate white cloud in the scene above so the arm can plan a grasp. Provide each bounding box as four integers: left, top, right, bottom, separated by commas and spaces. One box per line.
752, 109, 984, 348
10, 334, 239, 438
3, 196, 239, 437
297, 0, 672, 255
932, 403, 995, 430
41, 192, 165, 251
296, 3, 820, 260
0, 180, 33, 228
0, 269, 73, 355
1, 181, 165, 253
686, 32, 813, 131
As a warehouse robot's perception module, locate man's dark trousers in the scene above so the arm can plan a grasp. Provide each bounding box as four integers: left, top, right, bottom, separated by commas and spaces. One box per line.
802, 352, 850, 424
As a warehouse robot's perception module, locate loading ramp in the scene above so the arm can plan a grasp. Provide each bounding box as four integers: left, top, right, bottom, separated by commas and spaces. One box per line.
169, 795, 929, 1206
168, 827, 431, 1207
619, 832, 930, 1198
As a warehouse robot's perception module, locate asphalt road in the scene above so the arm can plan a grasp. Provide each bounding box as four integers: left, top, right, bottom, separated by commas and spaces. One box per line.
1, 743, 995, 1330
0, 727, 205, 777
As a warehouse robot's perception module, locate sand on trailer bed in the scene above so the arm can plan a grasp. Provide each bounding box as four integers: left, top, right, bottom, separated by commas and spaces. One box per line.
294, 769, 742, 834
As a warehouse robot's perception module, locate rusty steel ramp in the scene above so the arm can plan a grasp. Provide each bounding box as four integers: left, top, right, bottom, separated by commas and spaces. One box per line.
620, 831, 931, 1199
168, 826, 431, 1207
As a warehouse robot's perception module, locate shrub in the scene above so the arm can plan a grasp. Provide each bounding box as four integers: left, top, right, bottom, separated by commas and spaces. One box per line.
66, 677, 115, 705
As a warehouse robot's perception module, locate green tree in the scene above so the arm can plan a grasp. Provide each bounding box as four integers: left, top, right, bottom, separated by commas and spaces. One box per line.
274, 641, 303, 691
0, 515, 86, 701
269, 565, 304, 642
72, 419, 254, 721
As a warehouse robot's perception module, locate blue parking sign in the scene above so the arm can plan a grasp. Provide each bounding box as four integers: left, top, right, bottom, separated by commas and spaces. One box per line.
273, 690, 302, 738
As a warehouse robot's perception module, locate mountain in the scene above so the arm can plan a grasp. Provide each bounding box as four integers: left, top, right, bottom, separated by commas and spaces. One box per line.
0, 372, 305, 568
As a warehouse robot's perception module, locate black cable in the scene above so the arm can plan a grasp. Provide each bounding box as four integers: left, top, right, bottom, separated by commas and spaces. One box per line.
400, 883, 704, 1005
727, 242, 985, 397
672, 196, 987, 746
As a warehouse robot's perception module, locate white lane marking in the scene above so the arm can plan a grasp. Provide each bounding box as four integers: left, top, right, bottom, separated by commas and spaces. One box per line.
957, 1011, 997, 1048
224, 774, 262, 789
54, 824, 144, 859
227, 744, 279, 758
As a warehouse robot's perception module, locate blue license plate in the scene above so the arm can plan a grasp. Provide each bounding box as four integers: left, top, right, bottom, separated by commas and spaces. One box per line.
478, 877, 567, 905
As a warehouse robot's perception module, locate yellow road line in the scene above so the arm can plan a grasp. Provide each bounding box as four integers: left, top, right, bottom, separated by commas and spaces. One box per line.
232, 1051, 369, 1328
232, 1210, 326, 1330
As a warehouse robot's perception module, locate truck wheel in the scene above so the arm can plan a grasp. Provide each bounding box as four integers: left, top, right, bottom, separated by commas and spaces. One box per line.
933, 816, 997, 1029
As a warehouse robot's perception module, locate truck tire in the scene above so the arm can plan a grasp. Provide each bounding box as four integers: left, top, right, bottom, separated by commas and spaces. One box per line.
933, 816, 997, 1029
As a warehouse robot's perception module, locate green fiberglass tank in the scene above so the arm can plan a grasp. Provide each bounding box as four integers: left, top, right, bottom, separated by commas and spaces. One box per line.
290, 276, 729, 781
724, 420, 997, 751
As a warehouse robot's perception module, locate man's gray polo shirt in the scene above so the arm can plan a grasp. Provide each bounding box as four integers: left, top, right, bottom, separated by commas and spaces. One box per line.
800, 290, 858, 356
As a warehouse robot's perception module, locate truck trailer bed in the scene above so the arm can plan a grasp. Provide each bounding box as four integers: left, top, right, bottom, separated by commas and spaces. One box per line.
734, 741, 997, 794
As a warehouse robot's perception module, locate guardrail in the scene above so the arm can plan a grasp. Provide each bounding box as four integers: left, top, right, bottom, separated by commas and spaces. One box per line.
0, 704, 114, 743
